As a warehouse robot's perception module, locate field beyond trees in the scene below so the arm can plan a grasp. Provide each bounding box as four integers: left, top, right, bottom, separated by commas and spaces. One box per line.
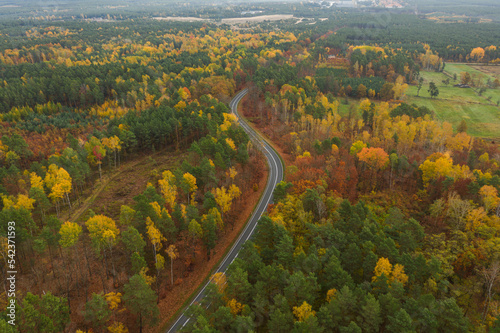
405, 63, 500, 139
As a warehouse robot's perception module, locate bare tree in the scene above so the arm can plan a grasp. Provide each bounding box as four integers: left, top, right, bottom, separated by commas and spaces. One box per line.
480, 261, 500, 323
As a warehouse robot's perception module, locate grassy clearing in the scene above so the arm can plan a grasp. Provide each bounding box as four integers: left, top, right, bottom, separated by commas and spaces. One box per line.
338, 100, 352, 116
401, 64, 500, 139
407, 82, 481, 103
333, 64, 500, 139
405, 94, 500, 139
445, 63, 489, 79
483, 87, 500, 104
78, 151, 186, 222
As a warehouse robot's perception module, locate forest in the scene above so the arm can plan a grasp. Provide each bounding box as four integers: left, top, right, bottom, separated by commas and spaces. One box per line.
1, 1, 500, 332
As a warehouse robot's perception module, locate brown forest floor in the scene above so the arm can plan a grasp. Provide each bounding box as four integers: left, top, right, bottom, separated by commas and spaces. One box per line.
15, 141, 267, 332
239, 93, 293, 167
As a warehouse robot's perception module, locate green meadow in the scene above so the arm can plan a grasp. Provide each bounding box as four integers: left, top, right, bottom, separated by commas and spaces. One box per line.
404, 64, 500, 139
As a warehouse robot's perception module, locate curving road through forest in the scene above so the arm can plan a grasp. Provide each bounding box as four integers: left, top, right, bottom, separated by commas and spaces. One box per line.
166, 89, 284, 332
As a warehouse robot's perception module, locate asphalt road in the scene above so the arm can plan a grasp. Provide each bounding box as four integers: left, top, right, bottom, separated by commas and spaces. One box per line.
166, 89, 284, 332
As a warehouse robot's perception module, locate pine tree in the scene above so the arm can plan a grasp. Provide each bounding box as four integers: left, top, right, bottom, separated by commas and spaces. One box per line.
123, 274, 159, 333
83, 293, 111, 332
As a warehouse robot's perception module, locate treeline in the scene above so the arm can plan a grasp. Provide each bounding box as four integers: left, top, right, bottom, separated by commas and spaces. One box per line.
311, 13, 500, 63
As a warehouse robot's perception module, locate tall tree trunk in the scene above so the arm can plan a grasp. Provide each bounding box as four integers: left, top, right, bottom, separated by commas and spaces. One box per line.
66, 192, 72, 211
74, 249, 80, 297
103, 250, 109, 279
83, 241, 92, 277
61, 252, 72, 314
100, 256, 107, 293
108, 244, 117, 285
171, 259, 174, 285
48, 246, 57, 279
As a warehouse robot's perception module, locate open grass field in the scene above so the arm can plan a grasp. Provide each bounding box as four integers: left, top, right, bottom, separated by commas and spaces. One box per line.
445, 63, 492, 79
405, 64, 500, 139
405, 95, 500, 139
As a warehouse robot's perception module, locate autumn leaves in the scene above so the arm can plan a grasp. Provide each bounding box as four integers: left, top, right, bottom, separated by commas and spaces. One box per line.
85, 135, 122, 180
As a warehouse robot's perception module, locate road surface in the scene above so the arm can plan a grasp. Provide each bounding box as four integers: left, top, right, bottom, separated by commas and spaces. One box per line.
166, 89, 284, 332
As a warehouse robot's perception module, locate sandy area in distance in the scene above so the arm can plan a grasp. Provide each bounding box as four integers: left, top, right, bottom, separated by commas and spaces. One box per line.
221, 14, 294, 24
153, 16, 207, 22
153, 14, 296, 24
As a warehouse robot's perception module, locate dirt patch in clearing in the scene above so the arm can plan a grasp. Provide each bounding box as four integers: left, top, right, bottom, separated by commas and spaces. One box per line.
221, 14, 295, 24
469, 65, 500, 79
152, 16, 207, 22
152, 14, 297, 25
85, 151, 187, 221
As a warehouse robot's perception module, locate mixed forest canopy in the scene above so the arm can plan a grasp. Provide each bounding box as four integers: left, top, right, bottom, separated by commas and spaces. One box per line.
0, 0, 500, 332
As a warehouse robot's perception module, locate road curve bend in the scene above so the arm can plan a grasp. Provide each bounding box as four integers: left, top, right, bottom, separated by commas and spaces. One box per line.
166, 89, 284, 332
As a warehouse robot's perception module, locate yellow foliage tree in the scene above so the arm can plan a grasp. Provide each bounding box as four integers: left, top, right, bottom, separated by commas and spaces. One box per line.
326, 288, 337, 302
226, 167, 237, 183
213, 185, 240, 218
211, 272, 227, 293
225, 138, 236, 151
373, 257, 409, 286
150, 201, 162, 218
445, 132, 471, 152
208, 207, 224, 231
293, 301, 316, 322
158, 170, 177, 210
139, 267, 155, 286
470, 47, 485, 62
219, 113, 237, 132
86, 214, 120, 283
479, 153, 490, 164
182, 172, 197, 204
30, 172, 44, 190
174, 100, 186, 111
214, 186, 231, 215
146, 217, 166, 253
419, 153, 472, 187
2, 194, 36, 211
350, 140, 367, 155
166, 244, 179, 285
228, 184, 241, 201
44, 164, 73, 211
392, 264, 409, 285
155, 253, 165, 272
227, 298, 243, 315
480, 185, 500, 212
86, 215, 120, 250
101, 136, 122, 168
373, 257, 392, 282
178, 87, 191, 100
105, 292, 122, 310
59, 221, 82, 248
107, 321, 129, 333
466, 207, 488, 232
